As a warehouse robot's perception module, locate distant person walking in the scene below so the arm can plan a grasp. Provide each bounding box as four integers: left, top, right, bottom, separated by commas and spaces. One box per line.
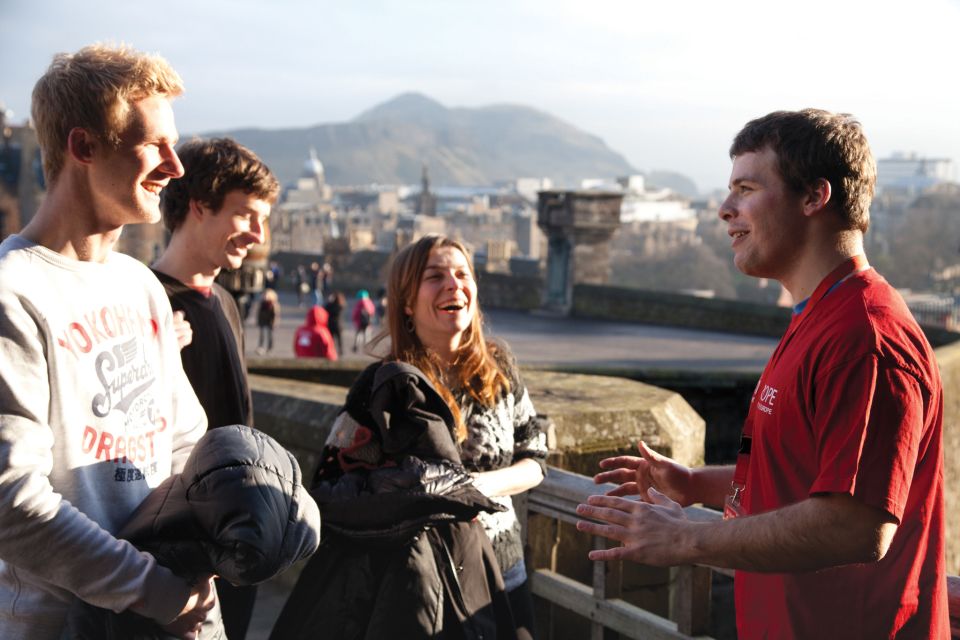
351, 289, 376, 353
320, 262, 334, 299
309, 262, 322, 307
265, 260, 281, 291
257, 288, 280, 355
293, 306, 338, 360
323, 291, 345, 356
294, 264, 309, 306
374, 286, 387, 327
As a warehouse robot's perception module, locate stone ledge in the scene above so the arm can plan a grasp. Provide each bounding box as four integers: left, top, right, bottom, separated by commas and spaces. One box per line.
525, 370, 704, 472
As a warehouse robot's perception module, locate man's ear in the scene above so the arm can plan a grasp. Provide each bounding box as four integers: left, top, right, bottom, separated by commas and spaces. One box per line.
66, 127, 97, 165
802, 178, 832, 217
188, 199, 208, 221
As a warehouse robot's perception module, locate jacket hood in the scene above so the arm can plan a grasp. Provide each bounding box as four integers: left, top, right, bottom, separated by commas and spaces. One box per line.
305, 305, 329, 327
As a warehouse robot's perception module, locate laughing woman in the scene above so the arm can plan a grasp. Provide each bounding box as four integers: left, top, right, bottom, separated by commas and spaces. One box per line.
271, 234, 547, 640
388, 234, 548, 638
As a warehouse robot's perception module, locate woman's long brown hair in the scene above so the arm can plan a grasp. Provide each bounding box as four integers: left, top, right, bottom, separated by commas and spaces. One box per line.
372, 234, 509, 441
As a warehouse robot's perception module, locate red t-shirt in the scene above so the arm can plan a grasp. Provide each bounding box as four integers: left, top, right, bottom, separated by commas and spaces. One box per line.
733, 263, 947, 639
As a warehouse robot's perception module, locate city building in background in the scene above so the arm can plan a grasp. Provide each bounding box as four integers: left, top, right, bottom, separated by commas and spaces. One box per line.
877, 152, 954, 195
0, 106, 43, 240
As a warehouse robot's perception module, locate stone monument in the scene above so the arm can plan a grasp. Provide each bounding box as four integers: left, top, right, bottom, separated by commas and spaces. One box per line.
537, 190, 623, 314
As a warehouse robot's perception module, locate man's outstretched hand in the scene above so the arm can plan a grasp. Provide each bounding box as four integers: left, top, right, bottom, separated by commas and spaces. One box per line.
594, 440, 695, 506
576, 487, 695, 566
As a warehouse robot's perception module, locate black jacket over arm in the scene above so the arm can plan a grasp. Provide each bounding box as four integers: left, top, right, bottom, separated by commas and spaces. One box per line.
64, 425, 321, 640
270, 362, 517, 640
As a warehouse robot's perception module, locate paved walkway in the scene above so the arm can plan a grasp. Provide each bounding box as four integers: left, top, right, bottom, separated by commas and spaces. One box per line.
245, 291, 777, 373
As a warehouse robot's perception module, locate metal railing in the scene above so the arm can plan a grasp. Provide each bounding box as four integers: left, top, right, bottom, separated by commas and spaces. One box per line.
522, 465, 960, 639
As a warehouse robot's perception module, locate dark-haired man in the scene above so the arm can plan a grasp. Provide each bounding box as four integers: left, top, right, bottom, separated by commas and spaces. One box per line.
153, 136, 278, 639
577, 109, 947, 638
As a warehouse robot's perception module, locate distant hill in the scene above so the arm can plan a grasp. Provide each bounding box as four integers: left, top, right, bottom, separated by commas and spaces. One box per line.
200, 92, 637, 187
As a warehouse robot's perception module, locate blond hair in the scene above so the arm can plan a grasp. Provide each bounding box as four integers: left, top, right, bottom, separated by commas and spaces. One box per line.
31, 43, 184, 184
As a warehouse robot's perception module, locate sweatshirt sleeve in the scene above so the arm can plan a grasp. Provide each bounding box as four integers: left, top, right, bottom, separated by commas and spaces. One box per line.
0, 289, 192, 623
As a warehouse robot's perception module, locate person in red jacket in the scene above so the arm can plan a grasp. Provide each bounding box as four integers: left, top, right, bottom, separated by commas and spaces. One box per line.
293, 306, 338, 360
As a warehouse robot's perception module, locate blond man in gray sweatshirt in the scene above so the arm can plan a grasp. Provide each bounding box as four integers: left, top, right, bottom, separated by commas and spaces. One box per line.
0, 44, 213, 639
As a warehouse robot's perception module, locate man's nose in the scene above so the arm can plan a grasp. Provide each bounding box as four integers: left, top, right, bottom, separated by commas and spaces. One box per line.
718, 197, 735, 221
161, 143, 184, 178
249, 216, 267, 245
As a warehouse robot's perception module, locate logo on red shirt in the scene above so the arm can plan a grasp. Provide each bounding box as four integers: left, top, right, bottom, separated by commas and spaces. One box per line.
757, 384, 778, 415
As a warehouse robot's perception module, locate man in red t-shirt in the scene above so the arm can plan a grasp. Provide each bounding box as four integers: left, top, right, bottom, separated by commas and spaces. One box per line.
576, 109, 948, 639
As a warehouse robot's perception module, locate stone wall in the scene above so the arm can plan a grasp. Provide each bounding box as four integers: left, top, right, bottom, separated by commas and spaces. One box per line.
527, 365, 759, 466
249, 374, 347, 482
936, 341, 960, 574
250, 364, 705, 489
476, 271, 543, 311
572, 283, 792, 338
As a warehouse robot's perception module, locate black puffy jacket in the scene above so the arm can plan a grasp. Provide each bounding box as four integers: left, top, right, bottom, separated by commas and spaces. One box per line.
63, 425, 321, 639
270, 362, 517, 640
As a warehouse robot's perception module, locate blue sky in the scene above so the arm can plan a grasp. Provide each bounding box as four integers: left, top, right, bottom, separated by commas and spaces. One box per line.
3, 0, 959, 192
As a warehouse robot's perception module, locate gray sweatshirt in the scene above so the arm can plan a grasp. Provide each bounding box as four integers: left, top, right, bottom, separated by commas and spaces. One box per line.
0, 235, 207, 639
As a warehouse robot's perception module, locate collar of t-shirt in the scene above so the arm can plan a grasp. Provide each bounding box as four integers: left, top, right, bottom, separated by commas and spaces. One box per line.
190, 285, 213, 298
792, 258, 871, 315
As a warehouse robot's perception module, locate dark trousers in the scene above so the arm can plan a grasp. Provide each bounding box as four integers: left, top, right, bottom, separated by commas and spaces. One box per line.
508, 579, 537, 640
217, 579, 258, 640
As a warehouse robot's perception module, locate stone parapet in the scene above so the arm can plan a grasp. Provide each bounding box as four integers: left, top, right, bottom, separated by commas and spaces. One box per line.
249, 358, 368, 387
248, 373, 346, 482
518, 370, 706, 638
249, 364, 706, 475
525, 370, 704, 472
573, 282, 792, 338
476, 271, 543, 311
937, 341, 960, 574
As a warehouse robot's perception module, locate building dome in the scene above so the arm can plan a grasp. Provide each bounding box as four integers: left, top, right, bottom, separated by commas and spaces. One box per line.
303, 147, 324, 180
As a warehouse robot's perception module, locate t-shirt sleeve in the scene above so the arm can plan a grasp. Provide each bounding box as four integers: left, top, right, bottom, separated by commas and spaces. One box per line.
809, 355, 924, 522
